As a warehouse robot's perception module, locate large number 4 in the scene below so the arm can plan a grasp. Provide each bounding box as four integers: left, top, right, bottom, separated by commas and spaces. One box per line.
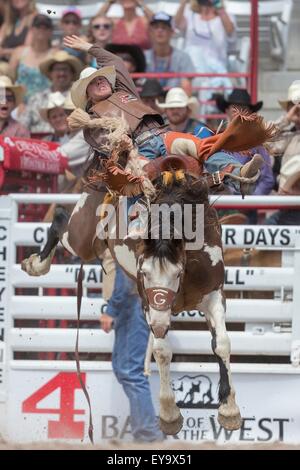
22, 372, 86, 439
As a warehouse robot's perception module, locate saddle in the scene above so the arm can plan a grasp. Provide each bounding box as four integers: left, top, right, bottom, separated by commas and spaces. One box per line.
90, 155, 228, 196
143, 155, 230, 191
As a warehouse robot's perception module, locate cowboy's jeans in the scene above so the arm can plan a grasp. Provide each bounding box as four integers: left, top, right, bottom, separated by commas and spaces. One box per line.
106, 265, 163, 442
138, 134, 167, 160
204, 151, 242, 194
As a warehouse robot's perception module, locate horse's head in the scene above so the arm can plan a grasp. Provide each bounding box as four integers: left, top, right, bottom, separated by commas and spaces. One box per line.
137, 243, 185, 338
136, 171, 208, 338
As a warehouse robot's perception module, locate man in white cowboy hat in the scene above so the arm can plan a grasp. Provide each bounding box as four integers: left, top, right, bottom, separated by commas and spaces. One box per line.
39, 91, 76, 144
158, 86, 210, 134
268, 80, 300, 167
38, 91, 90, 176
0, 76, 30, 138
63, 35, 275, 197
19, 50, 84, 135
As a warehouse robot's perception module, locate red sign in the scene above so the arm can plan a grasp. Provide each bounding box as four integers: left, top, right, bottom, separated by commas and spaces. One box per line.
0, 136, 68, 175
22, 372, 86, 439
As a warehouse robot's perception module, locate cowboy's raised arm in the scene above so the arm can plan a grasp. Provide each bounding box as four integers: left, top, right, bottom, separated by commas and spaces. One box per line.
63, 35, 139, 98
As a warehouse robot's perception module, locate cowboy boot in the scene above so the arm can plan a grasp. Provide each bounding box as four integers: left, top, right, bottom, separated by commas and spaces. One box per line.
239, 154, 264, 196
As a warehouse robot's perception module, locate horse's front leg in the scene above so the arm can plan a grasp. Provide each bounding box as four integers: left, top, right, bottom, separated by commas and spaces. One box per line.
153, 335, 184, 435
21, 206, 70, 276
201, 288, 242, 430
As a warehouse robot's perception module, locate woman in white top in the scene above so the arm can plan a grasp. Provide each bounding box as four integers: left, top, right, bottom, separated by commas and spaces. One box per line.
175, 0, 237, 119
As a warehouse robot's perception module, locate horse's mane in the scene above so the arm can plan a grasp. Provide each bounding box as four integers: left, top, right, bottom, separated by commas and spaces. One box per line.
143, 173, 210, 265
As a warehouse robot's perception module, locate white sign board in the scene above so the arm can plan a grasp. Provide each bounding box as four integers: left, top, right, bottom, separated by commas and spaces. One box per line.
5, 368, 300, 445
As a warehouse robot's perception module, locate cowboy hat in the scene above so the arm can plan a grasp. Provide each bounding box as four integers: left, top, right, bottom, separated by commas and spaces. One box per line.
105, 44, 146, 73
157, 87, 199, 118
215, 88, 263, 113
70, 66, 116, 109
140, 79, 166, 98
279, 155, 300, 194
0, 75, 26, 107
39, 50, 84, 80
278, 80, 300, 110
39, 91, 70, 121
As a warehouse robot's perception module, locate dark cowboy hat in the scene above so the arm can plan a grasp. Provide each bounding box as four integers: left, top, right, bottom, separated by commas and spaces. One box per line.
215, 89, 263, 113
140, 79, 166, 98
105, 44, 146, 73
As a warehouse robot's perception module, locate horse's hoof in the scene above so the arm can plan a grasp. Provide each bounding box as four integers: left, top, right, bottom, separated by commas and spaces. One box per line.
21, 254, 48, 276
159, 414, 184, 435
218, 412, 242, 431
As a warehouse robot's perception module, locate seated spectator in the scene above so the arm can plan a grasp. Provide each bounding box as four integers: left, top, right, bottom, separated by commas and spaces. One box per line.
86, 15, 114, 67
264, 80, 300, 225
145, 12, 195, 96
265, 170, 300, 226
139, 78, 166, 114
9, 14, 56, 103
157, 87, 209, 134
175, 0, 236, 116
0, 75, 29, 137
39, 92, 75, 144
268, 81, 300, 163
106, 43, 145, 74
59, 7, 86, 63
216, 88, 274, 222
18, 50, 83, 134
99, 0, 153, 50
105, 43, 145, 86
215, 89, 274, 195
0, 0, 36, 63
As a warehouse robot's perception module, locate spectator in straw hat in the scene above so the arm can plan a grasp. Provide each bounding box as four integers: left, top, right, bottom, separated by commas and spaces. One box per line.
0, 75, 29, 137
157, 87, 210, 134
268, 81, 300, 170
19, 50, 83, 134
39, 91, 76, 144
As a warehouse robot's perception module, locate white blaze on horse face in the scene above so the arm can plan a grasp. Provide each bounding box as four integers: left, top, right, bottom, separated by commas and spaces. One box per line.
203, 244, 223, 266
142, 257, 182, 338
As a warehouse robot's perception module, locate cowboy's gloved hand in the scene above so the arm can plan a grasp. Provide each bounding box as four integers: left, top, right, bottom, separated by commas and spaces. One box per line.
100, 313, 114, 333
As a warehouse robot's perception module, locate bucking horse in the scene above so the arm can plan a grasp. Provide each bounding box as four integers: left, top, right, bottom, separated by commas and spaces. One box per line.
21, 113, 277, 435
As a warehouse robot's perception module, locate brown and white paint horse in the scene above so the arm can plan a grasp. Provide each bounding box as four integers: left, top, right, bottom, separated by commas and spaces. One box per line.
22, 171, 242, 435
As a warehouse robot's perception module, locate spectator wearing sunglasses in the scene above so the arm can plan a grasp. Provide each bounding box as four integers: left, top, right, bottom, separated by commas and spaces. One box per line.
86, 15, 114, 67
0, 75, 29, 137
60, 8, 85, 63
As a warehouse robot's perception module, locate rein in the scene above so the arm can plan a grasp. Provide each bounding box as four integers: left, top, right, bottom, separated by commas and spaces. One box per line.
75, 264, 94, 444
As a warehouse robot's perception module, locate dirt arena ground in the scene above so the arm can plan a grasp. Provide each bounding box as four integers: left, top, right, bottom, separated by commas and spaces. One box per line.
0, 437, 299, 450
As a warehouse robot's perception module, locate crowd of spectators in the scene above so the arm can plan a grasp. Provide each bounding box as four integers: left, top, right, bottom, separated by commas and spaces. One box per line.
0, 0, 299, 224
